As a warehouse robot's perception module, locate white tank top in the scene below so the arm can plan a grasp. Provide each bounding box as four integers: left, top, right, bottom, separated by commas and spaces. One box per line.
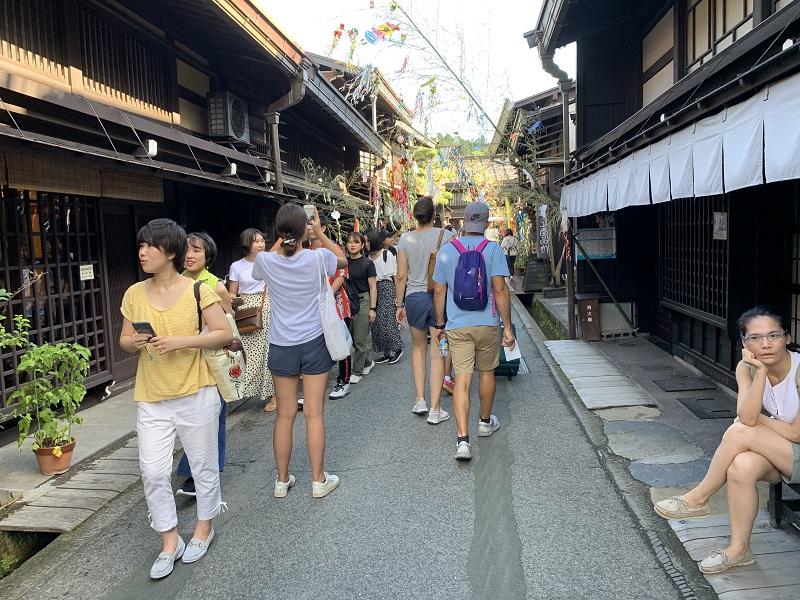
763, 351, 800, 423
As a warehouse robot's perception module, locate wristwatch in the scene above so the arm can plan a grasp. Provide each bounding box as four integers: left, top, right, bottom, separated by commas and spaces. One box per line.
433, 323, 446, 330
395, 301, 405, 308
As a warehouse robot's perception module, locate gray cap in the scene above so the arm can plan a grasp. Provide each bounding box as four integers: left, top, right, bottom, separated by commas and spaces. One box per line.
463, 202, 490, 233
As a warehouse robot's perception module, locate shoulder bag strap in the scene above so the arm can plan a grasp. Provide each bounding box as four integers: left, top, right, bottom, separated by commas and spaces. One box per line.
435, 228, 445, 250
193, 281, 203, 332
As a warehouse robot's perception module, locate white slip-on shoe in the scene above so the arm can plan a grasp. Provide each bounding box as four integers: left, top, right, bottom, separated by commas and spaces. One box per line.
182, 529, 215, 564
455, 441, 472, 461
312, 472, 340, 498
150, 536, 185, 579
362, 360, 376, 375
427, 409, 451, 425
349, 374, 363, 384
274, 474, 296, 498
478, 415, 500, 437
412, 399, 428, 415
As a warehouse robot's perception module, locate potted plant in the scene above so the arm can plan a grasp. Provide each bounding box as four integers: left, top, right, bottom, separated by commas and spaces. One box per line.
0, 287, 90, 475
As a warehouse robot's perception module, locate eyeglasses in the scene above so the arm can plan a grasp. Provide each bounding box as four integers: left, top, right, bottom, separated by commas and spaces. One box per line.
741, 331, 787, 346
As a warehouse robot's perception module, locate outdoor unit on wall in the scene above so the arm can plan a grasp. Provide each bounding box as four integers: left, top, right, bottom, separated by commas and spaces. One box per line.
207, 92, 250, 144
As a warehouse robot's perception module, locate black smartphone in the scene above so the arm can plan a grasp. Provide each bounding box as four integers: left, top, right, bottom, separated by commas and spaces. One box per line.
132, 321, 156, 338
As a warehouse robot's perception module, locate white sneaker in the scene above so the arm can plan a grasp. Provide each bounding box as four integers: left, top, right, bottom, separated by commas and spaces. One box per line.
412, 399, 428, 415
427, 409, 451, 424
455, 441, 472, 461
312, 472, 340, 498
478, 415, 500, 437
362, 360, 376, 375
349, 374, 363, 384
274, 474, 296, 498
329, 383, 350, 399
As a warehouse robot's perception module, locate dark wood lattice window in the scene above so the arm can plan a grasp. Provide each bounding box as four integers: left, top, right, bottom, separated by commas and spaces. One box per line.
79, 5, 171, 117
0, 0, 68, 81
659, 195, 729, 322
0, 189, 109, 414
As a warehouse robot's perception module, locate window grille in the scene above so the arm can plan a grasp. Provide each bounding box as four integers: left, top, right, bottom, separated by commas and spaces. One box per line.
687, 0, 754, 72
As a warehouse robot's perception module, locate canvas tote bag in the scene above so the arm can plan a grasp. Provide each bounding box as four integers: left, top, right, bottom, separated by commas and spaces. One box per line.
316, 251, 352, 361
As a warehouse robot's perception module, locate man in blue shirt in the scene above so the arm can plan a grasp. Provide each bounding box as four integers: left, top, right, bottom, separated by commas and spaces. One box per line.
432, 202, 516, 461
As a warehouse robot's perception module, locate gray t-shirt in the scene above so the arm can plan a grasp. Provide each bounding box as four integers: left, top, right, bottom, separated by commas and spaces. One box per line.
397, 227, 454, 296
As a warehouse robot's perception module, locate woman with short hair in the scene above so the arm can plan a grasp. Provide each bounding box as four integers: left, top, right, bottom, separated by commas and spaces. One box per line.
228, 228, 275, 412
655, 306, 800, 574
119, 218, 232, 579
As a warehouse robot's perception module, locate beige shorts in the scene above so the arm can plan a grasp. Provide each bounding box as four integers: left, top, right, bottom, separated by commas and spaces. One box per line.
447, 326, 501, 375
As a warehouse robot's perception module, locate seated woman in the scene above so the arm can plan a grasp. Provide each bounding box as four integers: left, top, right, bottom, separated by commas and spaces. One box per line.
654, 306, 800, 574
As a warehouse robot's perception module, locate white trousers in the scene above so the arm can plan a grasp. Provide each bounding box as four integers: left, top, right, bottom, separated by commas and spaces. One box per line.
137, 386, 223, 532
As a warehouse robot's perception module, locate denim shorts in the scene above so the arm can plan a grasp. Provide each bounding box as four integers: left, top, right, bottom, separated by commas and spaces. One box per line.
405, 291, 437, 330
268, 335, 334, 376
783, 442, 800, 484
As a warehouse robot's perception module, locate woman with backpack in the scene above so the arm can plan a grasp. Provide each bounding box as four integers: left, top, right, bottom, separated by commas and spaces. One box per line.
366, 229, 403, 365
395, 196, 453, 423
654, 306, 800, 574
346, 231, 377, 383
252, 204, 347, 499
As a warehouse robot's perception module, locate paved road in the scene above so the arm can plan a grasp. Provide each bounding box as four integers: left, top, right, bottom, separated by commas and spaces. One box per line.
1, 310, 680, 600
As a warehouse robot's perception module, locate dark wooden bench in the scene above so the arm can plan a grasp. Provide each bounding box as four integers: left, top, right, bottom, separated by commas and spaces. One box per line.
769, 481, 800, 529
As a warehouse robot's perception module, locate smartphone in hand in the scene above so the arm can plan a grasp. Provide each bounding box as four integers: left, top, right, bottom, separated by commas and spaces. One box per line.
132, 321, 156, 338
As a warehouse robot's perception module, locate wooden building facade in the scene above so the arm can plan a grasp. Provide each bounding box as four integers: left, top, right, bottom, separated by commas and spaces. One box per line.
0, 0, 389, 415
528, 0, 800, 387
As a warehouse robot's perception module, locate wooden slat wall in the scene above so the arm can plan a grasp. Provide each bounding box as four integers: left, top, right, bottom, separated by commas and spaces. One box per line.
0, 0, 69, 82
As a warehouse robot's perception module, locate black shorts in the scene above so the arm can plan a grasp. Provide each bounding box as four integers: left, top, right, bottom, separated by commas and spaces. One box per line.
267, 335, 335, 376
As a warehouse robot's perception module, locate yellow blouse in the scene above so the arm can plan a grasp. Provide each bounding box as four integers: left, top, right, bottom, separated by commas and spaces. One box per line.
121, 280, 220, 402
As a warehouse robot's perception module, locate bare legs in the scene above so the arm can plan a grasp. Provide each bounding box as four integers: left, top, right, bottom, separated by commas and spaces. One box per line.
453, 370, 496, 437
409, 326, 445, 410
272, 373, 329, 484
677, 422, 791, 557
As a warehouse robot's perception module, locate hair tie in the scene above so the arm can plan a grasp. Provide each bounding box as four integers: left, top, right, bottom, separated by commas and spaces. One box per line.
283, 238, 296, 245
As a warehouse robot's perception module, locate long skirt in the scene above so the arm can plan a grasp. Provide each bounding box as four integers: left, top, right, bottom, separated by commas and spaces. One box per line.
372, 279, 402, 356
239, 291, 274, 400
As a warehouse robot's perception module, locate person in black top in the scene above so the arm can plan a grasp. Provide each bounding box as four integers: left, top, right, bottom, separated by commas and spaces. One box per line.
346, 231, 377, 383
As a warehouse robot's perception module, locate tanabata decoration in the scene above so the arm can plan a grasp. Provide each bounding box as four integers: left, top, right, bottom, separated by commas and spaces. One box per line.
346, 28, 359, 64
345, 64, 379, 104
331, 209, 341, 221
329, 23, 345, 55
400, 55, 410, 72
365, 30, 378, 44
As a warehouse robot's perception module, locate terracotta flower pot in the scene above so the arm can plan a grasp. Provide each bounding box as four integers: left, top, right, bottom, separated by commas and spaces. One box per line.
33, 439, 76, 476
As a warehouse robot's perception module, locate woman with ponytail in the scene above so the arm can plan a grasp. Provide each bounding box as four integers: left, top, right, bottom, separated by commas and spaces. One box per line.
252, 204, 347, 499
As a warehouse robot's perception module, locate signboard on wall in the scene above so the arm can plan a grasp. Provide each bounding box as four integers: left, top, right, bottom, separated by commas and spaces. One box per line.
713, 212, 728, 240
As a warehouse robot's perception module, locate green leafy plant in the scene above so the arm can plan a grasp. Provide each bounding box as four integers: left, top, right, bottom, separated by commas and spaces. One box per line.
0, 284, 90, 453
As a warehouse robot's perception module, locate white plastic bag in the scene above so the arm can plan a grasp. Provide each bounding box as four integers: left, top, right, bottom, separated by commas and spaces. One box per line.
316, 251, 352, 361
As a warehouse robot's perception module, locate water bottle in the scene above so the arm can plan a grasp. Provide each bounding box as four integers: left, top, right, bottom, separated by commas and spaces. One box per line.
438, 337, 449, 358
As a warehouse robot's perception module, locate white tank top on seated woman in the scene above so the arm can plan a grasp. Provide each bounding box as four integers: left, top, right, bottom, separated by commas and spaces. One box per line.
763, 351, 800, 423
229, 257, 265, 294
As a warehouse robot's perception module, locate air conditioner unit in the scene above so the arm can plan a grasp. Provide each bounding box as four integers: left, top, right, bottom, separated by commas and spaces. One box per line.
207, 91, 250, 144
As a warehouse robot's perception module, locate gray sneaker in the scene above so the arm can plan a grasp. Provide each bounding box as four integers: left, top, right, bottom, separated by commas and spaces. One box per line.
699, 549, 755, 574
149, 537, 185, 579
427, 409, 451, 425
478, 415, 500, 437
455, 441, 472, 461
182, 529, 215, 564
654, 495, 710, 519
412, 400, 428, 415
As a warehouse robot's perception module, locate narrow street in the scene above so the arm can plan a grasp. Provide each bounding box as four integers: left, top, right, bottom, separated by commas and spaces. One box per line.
0, 305, 682, 600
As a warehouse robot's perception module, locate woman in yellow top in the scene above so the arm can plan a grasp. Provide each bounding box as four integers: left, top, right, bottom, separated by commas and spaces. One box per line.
119, 219, 232, 580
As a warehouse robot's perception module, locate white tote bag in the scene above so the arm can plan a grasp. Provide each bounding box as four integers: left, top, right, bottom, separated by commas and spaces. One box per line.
316, 251, 352, 361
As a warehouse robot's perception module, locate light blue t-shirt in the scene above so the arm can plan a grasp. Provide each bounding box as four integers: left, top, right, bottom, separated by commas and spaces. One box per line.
432, 236, 509, 330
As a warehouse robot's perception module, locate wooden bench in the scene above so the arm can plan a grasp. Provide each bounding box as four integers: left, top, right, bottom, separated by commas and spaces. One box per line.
769, 481, 800, 529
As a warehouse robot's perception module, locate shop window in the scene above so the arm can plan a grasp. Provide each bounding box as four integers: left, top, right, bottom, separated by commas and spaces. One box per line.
0, 188, 109, 410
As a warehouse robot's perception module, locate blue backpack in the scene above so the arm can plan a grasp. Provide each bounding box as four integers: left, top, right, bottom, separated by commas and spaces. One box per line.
450, 238, 491, 311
